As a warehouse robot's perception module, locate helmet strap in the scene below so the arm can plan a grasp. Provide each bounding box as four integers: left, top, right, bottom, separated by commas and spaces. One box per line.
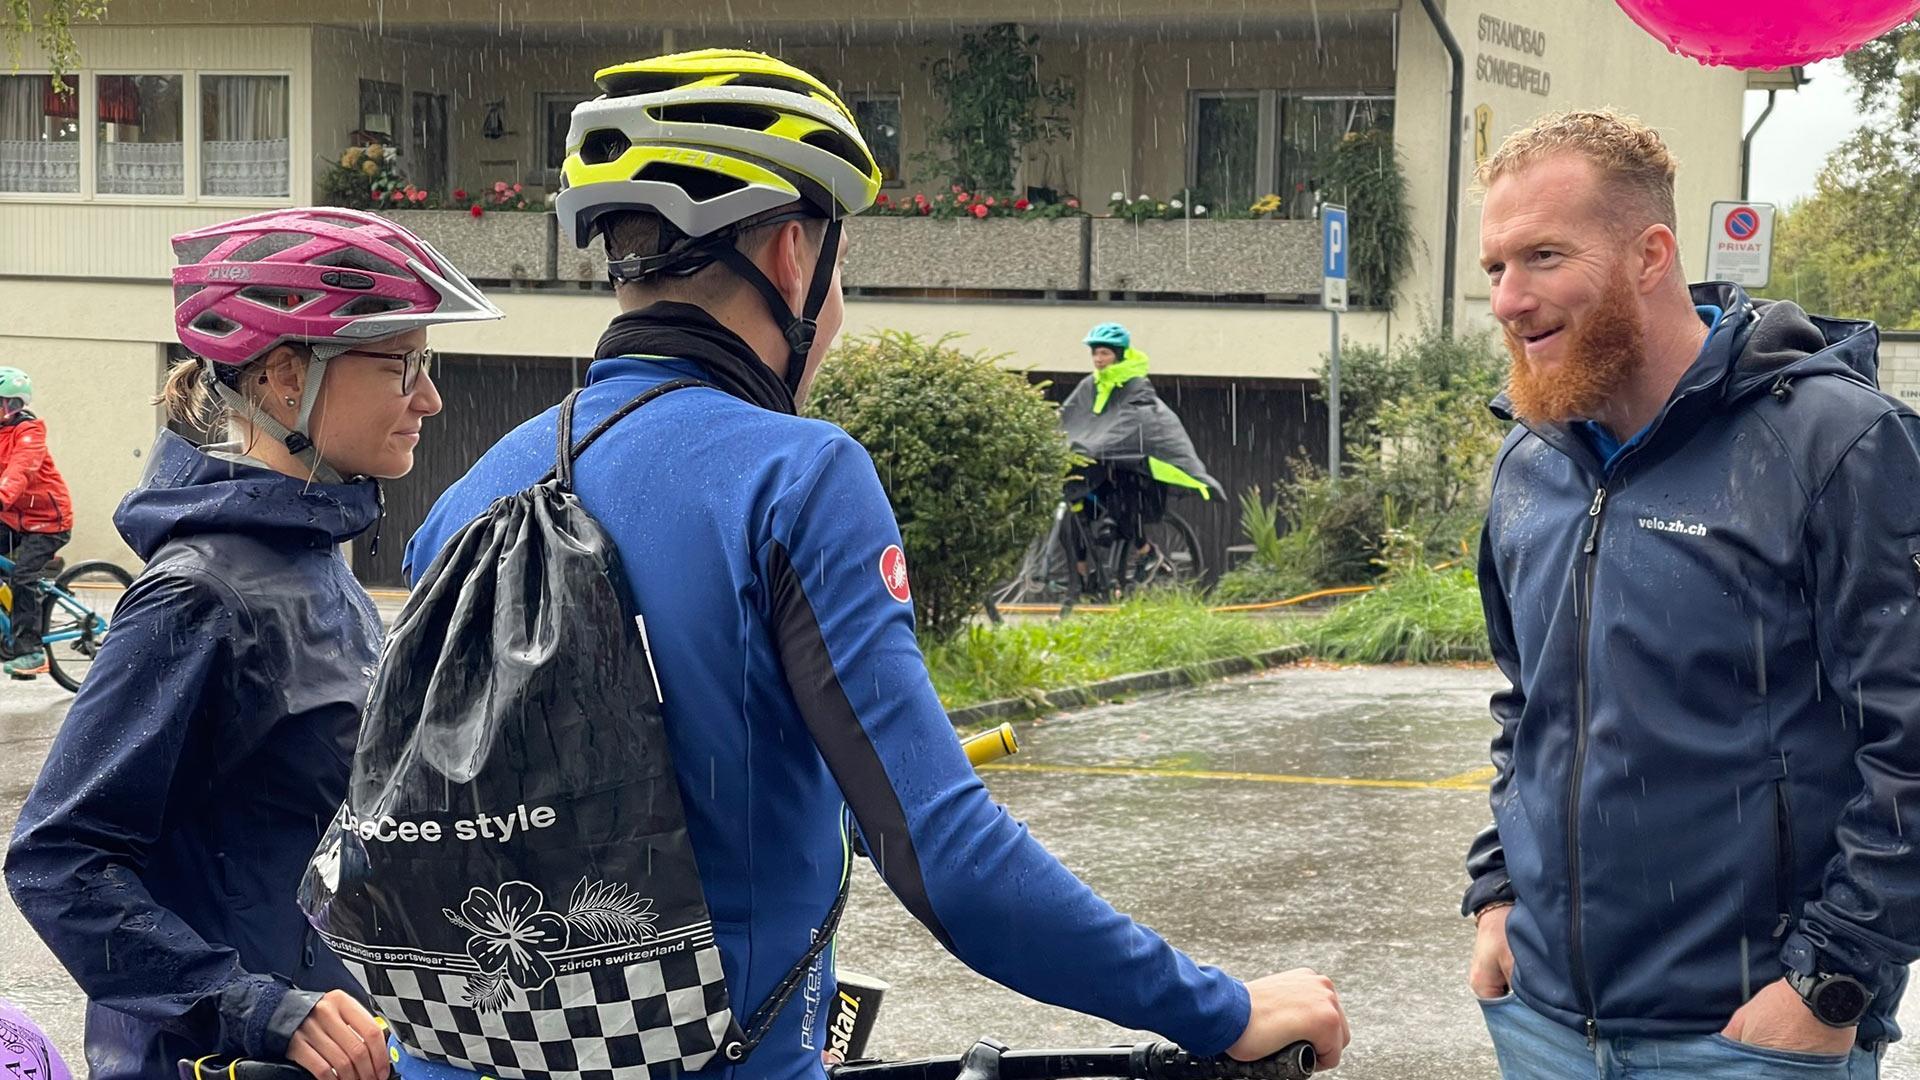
708, 218, 842, 399
206, 352, 345, 483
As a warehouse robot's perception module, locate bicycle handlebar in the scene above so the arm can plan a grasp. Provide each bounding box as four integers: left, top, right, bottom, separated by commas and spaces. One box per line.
829, 1039, 1314, 1080
182, 1038, 1313, 1080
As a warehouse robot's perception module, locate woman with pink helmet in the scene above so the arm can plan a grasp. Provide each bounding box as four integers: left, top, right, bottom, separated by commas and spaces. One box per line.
5, 207, 500, 1080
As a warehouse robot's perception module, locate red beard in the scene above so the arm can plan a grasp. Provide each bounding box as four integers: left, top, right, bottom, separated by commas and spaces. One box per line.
1503, 271, 1646, 427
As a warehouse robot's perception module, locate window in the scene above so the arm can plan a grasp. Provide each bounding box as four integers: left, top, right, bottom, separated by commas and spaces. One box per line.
1189, 90, 1393, 217
1281, 95, 1393, 214
410, 91, 448, 193
201, 74, 289, 198
0, 74, 81, 194
98, 74, 185, 196
539, 93, 592, 185
358, 79, 402, 143
1193, 93, 1262, 214
849, 96, 902, 185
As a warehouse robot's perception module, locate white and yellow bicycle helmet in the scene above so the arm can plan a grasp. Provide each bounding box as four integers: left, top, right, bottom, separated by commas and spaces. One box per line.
555, 50, 883, 395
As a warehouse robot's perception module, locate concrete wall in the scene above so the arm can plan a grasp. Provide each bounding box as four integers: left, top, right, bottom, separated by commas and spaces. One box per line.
0, 343, 162, 569
1882, 332, 1920, 409
1392, 0, 1749, 333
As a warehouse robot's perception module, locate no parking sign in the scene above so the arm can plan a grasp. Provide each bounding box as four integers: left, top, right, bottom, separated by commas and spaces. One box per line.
1706, 201, 1774, 288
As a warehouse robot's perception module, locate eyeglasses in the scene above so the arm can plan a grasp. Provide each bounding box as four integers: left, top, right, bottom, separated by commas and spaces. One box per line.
340, 347, 435, 394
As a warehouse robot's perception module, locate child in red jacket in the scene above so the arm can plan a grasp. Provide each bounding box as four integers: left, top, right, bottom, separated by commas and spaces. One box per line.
1, 367, 75, 679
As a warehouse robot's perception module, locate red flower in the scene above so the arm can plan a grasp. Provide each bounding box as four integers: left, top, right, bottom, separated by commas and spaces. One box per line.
914, 193, 929, 204
1014, 198, 1030, 210
453, 188, 467, 201
470, 204, 484, 218
876, 193, 891, 205
411, 190, 427, 203
971, 203, 989, 219
918, 203, 931, 215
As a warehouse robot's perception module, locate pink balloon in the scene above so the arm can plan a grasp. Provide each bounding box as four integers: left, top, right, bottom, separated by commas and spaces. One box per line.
1614, 0, 1920, 68
0, 998, 71, 1080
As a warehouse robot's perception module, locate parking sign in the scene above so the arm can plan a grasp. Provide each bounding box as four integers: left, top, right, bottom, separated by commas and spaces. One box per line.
1322, 204, 1348, 312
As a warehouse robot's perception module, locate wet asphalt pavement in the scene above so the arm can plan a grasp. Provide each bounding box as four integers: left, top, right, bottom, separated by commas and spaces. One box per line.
4, 664, 1917, 1078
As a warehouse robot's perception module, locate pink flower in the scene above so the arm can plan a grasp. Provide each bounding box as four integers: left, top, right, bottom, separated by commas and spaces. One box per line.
512, 183, 523, 193
984, 195, 996, 207
470, 204, 484, 218
494, 180, 509, 194
951, 184, 963, 193
1066, 197, 1080, 208
971, 203, 989, 219
956, 192, 970, 204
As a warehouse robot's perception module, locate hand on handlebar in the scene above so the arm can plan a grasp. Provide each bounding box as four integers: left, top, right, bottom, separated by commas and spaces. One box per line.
1227, 969, 1348, 1071
286, 990, 390, 1080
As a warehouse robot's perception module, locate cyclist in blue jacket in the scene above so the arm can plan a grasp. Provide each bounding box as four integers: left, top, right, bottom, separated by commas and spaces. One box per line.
405, 50, 1350, 1080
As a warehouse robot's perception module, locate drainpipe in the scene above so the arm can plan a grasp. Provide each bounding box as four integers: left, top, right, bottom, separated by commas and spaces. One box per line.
1741, 89, 1777, 201
1417, 0, 1463, 334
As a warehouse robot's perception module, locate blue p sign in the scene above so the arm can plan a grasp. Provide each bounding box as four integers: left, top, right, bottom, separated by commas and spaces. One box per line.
1322, 203, 1349, 311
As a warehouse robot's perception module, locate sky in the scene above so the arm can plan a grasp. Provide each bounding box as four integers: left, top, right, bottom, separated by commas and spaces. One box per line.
1740, 58, 1872, 210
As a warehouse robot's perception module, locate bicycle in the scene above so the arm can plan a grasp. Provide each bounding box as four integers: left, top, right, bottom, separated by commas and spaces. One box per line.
994, 456, 1205, 616
177, 724, 1316, 1080
0, 552, 132, 692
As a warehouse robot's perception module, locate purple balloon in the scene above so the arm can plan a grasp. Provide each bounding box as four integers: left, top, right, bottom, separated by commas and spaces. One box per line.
1614, 0, 1920, 68
0, 998, 71, 1080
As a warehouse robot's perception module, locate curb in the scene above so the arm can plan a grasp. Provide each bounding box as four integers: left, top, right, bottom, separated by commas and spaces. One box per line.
944, 644, 1309, 728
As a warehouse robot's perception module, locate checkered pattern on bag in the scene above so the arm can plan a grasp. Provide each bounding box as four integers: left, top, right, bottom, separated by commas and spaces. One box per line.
344, 943, 734, 1080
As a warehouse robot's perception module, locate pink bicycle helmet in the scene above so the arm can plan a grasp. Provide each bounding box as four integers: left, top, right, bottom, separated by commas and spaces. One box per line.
171, 206, 501, 373
168, 208, 500, 478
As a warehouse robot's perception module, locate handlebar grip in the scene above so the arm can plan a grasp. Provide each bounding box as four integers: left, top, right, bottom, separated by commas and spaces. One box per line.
1136, 1041, 1315, 1080
962, 723, 1020, 768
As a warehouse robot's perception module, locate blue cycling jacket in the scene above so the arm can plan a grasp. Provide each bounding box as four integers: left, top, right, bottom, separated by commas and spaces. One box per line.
406, 344, 1250, 1080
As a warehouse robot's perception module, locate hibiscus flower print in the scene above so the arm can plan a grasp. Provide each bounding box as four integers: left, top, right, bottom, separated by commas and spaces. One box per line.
445, 881, 571, 994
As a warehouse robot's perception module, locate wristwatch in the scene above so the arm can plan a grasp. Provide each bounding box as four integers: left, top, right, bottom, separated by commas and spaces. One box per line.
1785, 968, 1874, 1028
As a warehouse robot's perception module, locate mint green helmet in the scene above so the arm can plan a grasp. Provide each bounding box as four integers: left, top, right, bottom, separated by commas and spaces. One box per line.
0, 367, 29, 408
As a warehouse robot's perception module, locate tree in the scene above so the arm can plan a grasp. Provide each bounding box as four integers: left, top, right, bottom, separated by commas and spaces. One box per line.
1771, 19, 1920, 328
5, 0, 110, 89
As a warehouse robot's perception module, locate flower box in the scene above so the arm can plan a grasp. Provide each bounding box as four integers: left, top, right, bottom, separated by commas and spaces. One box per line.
844, 217, 1086, 291
376, 210, 555, 282
1089, 218, 1321, 296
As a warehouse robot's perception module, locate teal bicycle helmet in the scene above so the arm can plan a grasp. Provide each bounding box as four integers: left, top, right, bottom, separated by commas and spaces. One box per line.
0, 367, 31, 408
1083, 323, 1131, 350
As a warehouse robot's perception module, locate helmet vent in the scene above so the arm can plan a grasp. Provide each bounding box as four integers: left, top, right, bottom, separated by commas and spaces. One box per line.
632, 161, 749, 202
650, 102, 781, 131
173, 283, 206, 306
801, 128, 870, 171
192, 312, 242, 336
239, 286, 322, 311
230, 232, 309, 262
335, 296, 412, 318
171, 236, 224, 263
580, 128, 633, 165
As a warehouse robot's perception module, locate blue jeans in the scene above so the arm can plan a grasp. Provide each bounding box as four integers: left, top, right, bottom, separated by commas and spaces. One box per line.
1479, 992, 1882, 1079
